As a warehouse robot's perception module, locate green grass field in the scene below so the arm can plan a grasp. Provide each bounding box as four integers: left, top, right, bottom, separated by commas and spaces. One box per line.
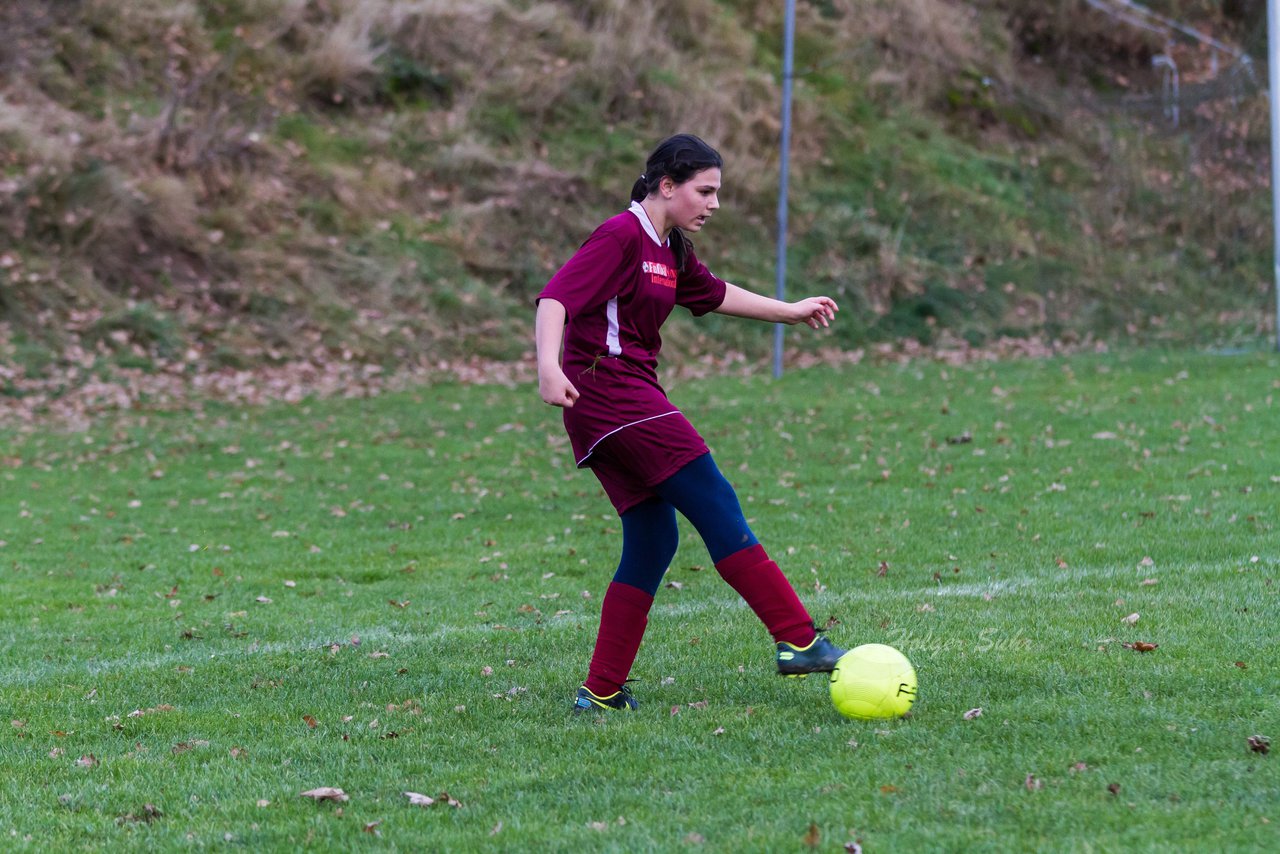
1, 349, 1277, 851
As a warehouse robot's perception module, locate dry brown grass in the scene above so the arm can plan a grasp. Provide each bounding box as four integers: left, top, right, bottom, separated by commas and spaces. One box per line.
296, 0, 391, 103
0, 0, 1268, 378
835, 0, 1009, 104
135, 174, 204, 248
0, 96, 77, 168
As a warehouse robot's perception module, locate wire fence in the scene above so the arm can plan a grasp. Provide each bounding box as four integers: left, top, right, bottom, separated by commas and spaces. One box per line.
1083, 0, 1274, 347
1084, 0, 1266, 185
801, 0, 1276, 345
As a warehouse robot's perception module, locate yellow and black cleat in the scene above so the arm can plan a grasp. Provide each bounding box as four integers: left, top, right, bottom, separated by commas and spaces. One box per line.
573, 684, 639, 713
777, 634, 846, 677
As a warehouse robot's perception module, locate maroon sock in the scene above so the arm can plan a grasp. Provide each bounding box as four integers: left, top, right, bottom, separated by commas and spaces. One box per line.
584, 581, 655, 697
714, 544, 816, 647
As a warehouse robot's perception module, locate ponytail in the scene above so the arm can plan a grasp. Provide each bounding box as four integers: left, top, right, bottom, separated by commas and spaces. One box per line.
630, 175, 651, 203
631, 134, 722, 272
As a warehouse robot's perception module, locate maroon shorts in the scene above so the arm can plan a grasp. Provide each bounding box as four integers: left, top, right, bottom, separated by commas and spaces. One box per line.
586, 412, 709, 515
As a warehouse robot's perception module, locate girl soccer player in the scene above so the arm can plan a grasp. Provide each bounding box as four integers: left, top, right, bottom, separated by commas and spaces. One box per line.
535, 134, 845, 713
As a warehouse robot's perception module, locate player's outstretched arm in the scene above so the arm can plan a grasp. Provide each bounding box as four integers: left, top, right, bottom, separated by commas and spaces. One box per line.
713, 283, 838, 329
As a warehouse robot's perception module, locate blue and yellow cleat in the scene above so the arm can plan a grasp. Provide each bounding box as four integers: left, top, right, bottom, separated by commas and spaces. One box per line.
573, 684, 639, 714
776, 634, 846, 677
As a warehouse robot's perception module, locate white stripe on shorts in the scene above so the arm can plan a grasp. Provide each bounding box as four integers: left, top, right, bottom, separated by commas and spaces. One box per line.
576, 410, 681, 467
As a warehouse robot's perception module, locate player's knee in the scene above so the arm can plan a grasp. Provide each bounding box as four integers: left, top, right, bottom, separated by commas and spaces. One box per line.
705, 469, 742, 514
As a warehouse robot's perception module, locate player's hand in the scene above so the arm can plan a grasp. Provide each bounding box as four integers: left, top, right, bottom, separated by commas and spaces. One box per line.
539, 365, 580, 408
787, 296, 838, 329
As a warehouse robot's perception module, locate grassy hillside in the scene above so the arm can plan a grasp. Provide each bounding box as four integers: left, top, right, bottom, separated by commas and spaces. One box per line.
0, 0, 1273, 390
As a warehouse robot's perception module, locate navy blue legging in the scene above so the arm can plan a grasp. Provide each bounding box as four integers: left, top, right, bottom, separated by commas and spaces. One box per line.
613, 453, 759, 595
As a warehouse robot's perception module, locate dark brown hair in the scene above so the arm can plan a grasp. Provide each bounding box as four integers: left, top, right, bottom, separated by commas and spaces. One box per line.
630, 134, 722, 271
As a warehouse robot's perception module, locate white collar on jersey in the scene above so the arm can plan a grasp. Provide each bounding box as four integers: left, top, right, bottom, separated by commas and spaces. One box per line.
629, 201, 669, 247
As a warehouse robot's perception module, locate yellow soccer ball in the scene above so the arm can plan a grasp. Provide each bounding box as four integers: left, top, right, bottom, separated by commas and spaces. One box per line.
829, 644, 917, 720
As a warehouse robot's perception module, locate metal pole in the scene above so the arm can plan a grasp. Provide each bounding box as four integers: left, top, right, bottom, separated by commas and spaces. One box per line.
1270, 0, 1280, 350
773, 0, 796, 379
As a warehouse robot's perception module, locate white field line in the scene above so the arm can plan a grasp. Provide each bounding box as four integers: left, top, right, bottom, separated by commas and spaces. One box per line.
0, 627, 458, 688
660, 558, 1261, 614
0, 559, 1268, 686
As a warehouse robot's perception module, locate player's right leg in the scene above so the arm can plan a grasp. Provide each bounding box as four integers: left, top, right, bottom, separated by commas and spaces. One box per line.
575, 498, 678, 713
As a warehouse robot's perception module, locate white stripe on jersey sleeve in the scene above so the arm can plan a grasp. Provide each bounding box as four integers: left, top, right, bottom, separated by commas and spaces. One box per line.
605, 297, 622, 356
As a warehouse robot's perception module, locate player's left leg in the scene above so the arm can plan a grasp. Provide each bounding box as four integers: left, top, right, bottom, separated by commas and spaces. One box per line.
653, 453, 845, 674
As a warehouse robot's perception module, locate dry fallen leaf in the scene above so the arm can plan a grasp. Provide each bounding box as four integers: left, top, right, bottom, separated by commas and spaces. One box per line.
1123, 641, 1159, 652
803, 822, 821, 848
303, 714, 319, 728
1247, 735, 1270, 755
404, 791, 461, 808
116, 803, 163, 825
1121, 613, 1140, 625
1108, 783, 1121, 796
300, 787, 348, 802
963, 708, 983, 720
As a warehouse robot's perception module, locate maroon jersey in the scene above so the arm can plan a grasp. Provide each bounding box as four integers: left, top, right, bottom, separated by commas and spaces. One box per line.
538, 203, 727, 466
